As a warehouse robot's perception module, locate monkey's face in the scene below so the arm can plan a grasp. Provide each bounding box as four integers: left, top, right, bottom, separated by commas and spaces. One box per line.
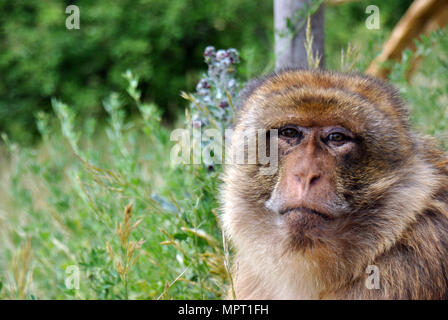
265, 121, 356, 248
223, 70, 414, 252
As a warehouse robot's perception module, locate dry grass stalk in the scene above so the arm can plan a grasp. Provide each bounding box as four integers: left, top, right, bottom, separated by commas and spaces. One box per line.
106, 202, 144, 299
340, 43, 360, 72
305, 16, 322, 69
9, 236, 33, 299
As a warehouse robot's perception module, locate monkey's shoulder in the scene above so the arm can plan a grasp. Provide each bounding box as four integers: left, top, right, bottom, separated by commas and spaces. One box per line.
378, 206, 448, 299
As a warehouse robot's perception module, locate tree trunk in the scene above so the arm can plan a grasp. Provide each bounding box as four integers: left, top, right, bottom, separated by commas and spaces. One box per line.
274, 0, 325, 70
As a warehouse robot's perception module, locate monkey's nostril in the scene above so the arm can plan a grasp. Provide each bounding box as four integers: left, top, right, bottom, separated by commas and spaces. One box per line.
309, 175, 320, 186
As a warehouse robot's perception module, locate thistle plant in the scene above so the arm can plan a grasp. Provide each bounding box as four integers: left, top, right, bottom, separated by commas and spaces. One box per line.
181, 46, 241, 169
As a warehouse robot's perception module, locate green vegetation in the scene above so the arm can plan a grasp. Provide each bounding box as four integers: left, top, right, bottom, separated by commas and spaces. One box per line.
0, 0, 272, 143
390, 30, 448, 145
1, 70, 227, 299
0, 0, 413, 143
0, 1, 446, 300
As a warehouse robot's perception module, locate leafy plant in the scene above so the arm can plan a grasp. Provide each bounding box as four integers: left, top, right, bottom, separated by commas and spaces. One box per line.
0, 49, 239, 299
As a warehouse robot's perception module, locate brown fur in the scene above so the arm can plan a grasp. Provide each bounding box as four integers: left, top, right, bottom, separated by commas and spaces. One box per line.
220, 69, 448, 300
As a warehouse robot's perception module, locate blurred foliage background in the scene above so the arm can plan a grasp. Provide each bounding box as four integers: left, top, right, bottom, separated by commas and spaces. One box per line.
0, 0, 413, 143
1, 0, 447, 300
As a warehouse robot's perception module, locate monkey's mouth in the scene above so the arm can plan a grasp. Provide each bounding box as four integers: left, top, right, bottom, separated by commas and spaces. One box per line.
280, 207, 333, 221
281, 207, 334, 249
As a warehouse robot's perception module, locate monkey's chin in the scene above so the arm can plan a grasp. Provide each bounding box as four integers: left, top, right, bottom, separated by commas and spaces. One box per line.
283, 208, 332, 250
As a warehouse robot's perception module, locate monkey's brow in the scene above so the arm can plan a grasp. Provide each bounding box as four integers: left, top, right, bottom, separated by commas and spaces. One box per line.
262, 89, 342, 106
260, 85, 375, 107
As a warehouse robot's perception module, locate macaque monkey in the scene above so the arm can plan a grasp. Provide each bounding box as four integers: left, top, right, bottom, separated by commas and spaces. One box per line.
220, 69, 448, 299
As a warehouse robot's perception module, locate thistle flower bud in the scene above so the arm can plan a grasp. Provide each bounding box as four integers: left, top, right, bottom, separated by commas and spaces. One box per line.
204, 46, 216, 57
227, 48, 239, 64
216, 50, 228, 61
219, 101, 229, 109
196, 79, 211, 90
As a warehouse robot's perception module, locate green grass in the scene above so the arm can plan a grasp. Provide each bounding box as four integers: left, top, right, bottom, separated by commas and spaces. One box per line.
0, 72, 228, 299
0, 24, 447, 300
389, 30, 448, 145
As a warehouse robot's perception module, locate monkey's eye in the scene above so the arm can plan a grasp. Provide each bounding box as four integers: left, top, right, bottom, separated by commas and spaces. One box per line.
326, 132, 349, 145
279, 127, 301, 139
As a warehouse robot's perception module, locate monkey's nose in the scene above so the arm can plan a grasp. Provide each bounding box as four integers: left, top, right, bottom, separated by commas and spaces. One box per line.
295, 173, 321, 193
